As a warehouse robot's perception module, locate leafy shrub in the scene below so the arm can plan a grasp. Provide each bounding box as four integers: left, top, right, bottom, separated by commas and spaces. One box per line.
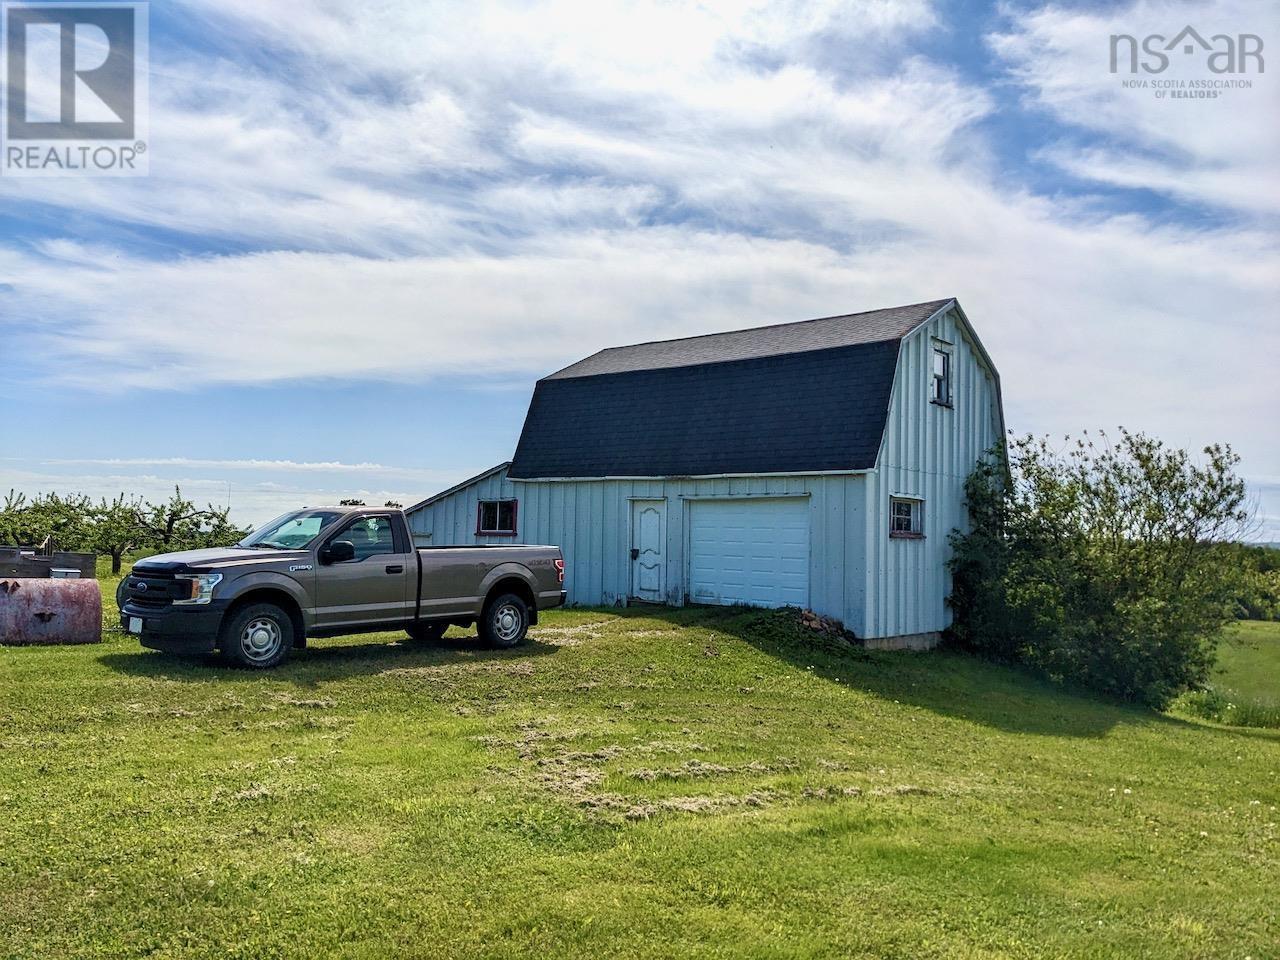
948, 430, 1251, 709
1225, 544, 1280, 621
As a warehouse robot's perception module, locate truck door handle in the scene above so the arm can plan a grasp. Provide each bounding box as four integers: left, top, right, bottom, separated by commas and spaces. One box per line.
385, 564, 404, 574
630, 548, 639, 560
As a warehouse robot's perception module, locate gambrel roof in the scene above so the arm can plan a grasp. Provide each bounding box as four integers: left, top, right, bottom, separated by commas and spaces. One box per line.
508, 298, 957, 480
545, 299, 953, 379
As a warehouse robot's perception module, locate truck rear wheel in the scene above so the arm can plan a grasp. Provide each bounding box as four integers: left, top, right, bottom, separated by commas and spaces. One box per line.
220, 602, 294, 669
479, 593, 529, 649
406, 622, 447, 643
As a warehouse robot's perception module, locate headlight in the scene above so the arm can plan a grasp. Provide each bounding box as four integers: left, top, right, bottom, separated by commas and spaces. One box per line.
174, 573, 223, 605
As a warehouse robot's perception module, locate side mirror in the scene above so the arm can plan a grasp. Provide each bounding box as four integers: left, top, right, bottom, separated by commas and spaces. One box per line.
320, 540, 356, 564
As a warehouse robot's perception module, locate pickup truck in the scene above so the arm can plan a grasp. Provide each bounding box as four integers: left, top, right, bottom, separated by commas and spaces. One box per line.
118, 506, 565, 668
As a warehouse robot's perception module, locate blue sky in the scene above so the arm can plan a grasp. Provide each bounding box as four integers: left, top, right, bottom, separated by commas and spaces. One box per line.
2, 0, 1277, 535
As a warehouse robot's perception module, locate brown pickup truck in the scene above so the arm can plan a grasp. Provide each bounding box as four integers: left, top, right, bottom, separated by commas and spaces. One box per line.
119, 506, 564, 668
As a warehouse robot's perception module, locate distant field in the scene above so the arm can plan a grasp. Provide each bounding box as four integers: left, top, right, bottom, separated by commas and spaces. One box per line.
1170, 619, 1280, 728
1213, 620, 1280, 702
0, 563, 1276, 958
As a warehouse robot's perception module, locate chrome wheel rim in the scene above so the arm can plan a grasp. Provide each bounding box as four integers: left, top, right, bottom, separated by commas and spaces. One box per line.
241, 616, 282, 662
494, 603, 523, 642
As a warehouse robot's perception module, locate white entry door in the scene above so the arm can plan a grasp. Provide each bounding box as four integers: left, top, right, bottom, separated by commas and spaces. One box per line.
689, 498, 810, 609
630, 499, 666, 602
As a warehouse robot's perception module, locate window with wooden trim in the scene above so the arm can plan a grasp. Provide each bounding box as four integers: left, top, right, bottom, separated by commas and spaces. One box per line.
931, 347, 952, 406
477, 499, 517, 536
890, 497, 924, 538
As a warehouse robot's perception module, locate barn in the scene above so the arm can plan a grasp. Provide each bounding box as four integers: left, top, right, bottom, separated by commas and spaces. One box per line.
406, 298, 1005, 646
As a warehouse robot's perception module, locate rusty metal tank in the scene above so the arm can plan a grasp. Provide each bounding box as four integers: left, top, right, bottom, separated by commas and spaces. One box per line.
0, 577, 102, 645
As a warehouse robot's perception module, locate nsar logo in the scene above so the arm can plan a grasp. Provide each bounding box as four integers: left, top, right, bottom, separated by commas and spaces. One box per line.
1110, 25, 1264, 75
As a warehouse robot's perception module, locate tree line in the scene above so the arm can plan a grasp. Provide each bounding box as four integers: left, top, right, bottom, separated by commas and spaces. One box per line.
0, 487, 248, 573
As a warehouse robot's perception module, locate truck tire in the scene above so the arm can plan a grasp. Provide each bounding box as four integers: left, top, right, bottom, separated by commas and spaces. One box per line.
406, 622, 447, 643
220, 602, 294, 669
478, 593, 529, 649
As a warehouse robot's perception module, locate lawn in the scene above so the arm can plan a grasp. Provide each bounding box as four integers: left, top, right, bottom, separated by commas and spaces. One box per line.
1212, 620, 1280, 703
0, 567, 1276, 959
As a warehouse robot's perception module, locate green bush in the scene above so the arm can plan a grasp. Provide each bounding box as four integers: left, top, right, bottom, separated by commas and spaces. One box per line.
1225, 544, 1280, 621
948, 430, 1251, 709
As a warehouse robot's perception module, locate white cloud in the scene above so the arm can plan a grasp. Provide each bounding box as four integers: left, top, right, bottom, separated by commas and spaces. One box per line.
1, 0, 1276, 535
0, 465, 438, 527
42, 457, 449, 478
7, 214, 1276, 481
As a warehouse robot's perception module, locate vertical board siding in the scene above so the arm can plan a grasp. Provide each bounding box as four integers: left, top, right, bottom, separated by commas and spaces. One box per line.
407, 468, 870, 629
405, 307, 999, 641
862, 308, 1001, 638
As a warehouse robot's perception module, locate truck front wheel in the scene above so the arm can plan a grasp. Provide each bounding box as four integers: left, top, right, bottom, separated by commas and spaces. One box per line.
479, 593, 529, 649
220, 602, 294, 669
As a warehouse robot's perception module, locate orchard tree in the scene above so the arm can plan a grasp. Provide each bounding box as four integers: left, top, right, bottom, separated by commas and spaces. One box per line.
0, 490, 92, 551
134, 487, 205, 549
0, 490, 31, 545
133, 486, 244, 551
87, 494, 147, 574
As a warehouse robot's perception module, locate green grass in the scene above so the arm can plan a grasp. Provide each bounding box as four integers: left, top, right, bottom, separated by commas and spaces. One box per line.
1213, 621, 1280, 702
0, 566, 1276, 959
1171, 620, 1280, 728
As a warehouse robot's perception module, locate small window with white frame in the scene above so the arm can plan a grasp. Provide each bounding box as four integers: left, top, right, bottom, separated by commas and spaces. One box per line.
890, 497, 924, 538
931, 347, 952, 406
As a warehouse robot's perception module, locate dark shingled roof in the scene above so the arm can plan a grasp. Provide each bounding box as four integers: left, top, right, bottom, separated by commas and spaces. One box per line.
546, 299, 953, 379
508, 299, 953, 480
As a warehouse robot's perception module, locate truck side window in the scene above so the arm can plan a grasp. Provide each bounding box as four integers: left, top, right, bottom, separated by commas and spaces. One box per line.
337, 516, 395, 560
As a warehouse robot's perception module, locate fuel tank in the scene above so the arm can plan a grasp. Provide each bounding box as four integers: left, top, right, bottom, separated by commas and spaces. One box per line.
0, 578, 102, 645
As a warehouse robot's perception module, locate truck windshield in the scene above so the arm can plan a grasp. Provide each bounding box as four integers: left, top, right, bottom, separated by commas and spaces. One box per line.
240, 510, 343, 550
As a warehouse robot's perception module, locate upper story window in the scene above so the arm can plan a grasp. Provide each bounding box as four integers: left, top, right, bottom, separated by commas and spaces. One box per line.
477, 499, 518, 536
931, 347, 952, 407
890, 497, 924, 539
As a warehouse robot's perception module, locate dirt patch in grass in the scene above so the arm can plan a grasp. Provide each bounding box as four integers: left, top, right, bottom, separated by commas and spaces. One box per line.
480, 717, 944, 822
530, 624, 606, 647
628, 758, 798, 782
277, 695, 337, 709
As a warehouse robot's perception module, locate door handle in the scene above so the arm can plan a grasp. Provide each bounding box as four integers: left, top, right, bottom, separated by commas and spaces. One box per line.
630, 548, 639, 560
385, 564, 404, 574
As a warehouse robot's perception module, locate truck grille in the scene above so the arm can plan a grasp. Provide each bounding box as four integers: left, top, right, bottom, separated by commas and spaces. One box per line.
124, 569, 185, 608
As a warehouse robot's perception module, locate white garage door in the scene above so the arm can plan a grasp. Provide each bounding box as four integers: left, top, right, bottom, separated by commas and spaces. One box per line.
688, 498, 810, 609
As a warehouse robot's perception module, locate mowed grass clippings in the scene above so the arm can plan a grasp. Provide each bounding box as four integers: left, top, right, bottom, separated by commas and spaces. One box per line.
0, 566, 1276, 959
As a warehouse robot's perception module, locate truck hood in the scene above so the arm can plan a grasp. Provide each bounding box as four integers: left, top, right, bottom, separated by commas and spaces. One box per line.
131, 547, 309, 572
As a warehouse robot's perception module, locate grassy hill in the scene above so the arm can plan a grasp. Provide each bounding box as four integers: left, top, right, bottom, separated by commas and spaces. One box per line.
0, 568, 1276, 958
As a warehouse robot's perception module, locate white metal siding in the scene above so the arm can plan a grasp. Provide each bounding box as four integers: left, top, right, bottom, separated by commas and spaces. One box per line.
407, 470, 867, 628
688, 498, 809, 608
862, 306, 1002, 639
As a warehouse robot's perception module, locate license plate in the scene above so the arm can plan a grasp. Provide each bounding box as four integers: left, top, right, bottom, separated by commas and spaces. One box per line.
128, 617, 143, 634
